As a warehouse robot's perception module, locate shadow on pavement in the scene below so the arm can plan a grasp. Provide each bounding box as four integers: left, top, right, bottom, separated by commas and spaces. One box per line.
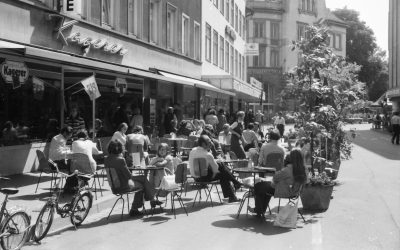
351, 129, 400, 160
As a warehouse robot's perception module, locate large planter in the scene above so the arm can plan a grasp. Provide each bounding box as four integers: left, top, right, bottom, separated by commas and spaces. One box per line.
300, 184, 334, 211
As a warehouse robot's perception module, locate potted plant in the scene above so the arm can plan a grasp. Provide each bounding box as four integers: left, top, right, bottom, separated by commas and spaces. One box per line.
301, 172, 335, 211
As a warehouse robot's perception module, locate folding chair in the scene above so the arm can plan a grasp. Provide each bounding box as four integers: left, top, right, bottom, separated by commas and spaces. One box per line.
275, 184, 306, 223
71, 153, 103, 200
105, 167, 146, 221
191, 158, 222, 207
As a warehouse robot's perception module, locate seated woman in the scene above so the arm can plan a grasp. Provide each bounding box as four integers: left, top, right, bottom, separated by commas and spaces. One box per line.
149, 143, 174, 189
218, 124, 232, 154
111, 123, 128, 147
72, 129, 103, 173
249, 148, 307, 217
105, 140, 162, 216
242, 123, 259, 152
176, 120, 195, 138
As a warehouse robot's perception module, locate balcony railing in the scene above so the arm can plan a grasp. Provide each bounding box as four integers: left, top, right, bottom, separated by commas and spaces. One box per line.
247, 37, 287, 47
247, 0, 285, 12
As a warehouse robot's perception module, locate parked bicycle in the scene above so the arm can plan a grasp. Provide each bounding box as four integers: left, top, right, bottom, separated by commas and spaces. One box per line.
33, 161, 93, 242
0, 177, 31, 250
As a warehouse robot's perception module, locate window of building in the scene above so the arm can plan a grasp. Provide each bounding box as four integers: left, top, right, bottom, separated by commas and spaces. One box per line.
333, 33, 342, 50
81, 0, 101, 25
225, 0, 229, 22
234, 4, 238, 32
225, 41, 230, 72
205, 23, 212, 62
242, 55, 245, 80
167, 4, 178, 51
127, 0, 142, 37
182, 14, 190, 56
230, 0, 234, 27
230, 45, 234, 75
297, 23, 307, 41
239, 10, 242, 37
220, 0, 224, 15
271, 50, 280, 67
194, 22, 201, 60
270, 22, 280, 45
235, 50, 238, 77
219, 36, 224, 69
254, 21, 265, 38
239, 52, 242, 79
242, 15, 246, 40
213, 0, 218, 8
213, 30, 219, 66
149, 0, 161, 43
300, 0, 315, 12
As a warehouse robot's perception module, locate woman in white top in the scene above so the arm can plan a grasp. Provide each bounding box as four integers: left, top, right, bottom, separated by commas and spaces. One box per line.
111, 123, 128, 146
72, 130, 103, 172
274, 112, 286, 137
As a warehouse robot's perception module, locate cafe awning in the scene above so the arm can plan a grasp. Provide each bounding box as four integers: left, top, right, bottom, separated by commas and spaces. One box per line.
0, 40, 26, 54
157, 70, 235, 96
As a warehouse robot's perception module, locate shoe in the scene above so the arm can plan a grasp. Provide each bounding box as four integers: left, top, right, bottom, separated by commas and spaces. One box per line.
228, 197, 241, 203
234, 182, 243, 191
129, 209, 144, 217
150, 200, 163, 208
247, 206, 256, 214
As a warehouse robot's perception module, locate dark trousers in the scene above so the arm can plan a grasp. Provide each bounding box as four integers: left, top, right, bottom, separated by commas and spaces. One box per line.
392, 124, 400, 144
131, 175, 155, 210
254, 181, 275, 215
195, 163, 239, 199
276, 124, 285, 137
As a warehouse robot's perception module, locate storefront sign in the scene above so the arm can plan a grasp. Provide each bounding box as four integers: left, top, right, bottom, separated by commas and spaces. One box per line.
115, 78, 127, 96
225, 26, 236, 41
250, 77, 262, 89
81, 75, 101, 100
1, 60, 29, 88
68, 32, 128, 56
245, 43, 259, 56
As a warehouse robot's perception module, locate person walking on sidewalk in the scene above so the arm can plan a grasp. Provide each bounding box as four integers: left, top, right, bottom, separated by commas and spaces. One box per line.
274, 112, 286, 138
391, 111, 400, 145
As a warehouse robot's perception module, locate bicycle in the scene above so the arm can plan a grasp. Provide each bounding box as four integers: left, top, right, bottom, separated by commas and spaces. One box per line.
33, 162, 93, 242
0, 177, 31, 250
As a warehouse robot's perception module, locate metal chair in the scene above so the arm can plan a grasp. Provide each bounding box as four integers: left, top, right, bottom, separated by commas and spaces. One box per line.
191, 158, 222, 207
105, 167, 145, 221
264, 152, 284, 171
275, 184, 306, 223
35, 150, 66, 193
71, 153, 103, 199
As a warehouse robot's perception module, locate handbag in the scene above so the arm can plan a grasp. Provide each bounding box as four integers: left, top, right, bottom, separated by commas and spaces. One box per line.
273, 200, 299, 229
159, 175, 180, 190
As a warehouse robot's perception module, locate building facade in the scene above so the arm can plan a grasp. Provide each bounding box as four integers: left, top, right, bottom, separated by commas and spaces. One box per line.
246, 0, 347, 113
388, 0, 400, 111
0, 0, 230, 175
201, 0, 263, 116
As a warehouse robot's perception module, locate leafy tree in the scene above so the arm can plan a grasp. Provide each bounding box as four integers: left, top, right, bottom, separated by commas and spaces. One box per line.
281, 26, 367, 173
332, 7, 388, 101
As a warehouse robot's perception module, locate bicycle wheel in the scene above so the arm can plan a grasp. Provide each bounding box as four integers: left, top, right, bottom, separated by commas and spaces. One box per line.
70, 192, 92, 226
0, 211, 30, 250
33, 203, 54, 242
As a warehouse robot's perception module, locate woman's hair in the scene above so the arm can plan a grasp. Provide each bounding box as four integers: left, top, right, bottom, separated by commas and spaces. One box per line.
157, 143, 169, 157
108, 140, 124, 155
76, 129, 88, 139
289, 148, 307, 183
208, 109, 217, 115
247, 123, 254, 130
118, 123, 128, 132
237, 111, 245, 119
132, 125, 143, 134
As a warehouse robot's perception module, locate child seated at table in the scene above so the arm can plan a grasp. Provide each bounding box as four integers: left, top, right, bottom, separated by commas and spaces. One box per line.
149, 143, 174, 189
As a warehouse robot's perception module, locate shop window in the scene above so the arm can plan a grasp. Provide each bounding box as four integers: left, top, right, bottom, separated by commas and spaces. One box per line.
225, 41, 230, 72
194, 22, 201, 60
149, 0, 162, 44
213, 30, 219, 66
219, 36, 225, 69
167, 4, 178, 51
182, 14, 190, 56
205, 23, 212, 62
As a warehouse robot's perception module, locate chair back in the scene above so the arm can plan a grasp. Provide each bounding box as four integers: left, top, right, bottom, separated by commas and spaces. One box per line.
265, 152, 284, 171
105, 167, 121, 195
71, 153, 95, 174
193, 158, 208, 177
126, 143, 144, 167
175, 162, 188, 184
36, 150, 56, 172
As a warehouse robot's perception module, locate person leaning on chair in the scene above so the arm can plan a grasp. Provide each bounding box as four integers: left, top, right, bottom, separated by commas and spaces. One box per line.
249, 148, 307, 217
105, 140, 162, 217
188, 135, 242, 203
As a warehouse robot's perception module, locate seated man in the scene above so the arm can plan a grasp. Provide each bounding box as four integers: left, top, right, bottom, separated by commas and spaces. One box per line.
258, 131, 285, 169
125, 125, 150, 167
105, 140, 162, 216
189, 135, 242, 203
49, 126, 73, 172
201, 124, 223, 158
242, 123, 259, 152
72, 130, 103, 173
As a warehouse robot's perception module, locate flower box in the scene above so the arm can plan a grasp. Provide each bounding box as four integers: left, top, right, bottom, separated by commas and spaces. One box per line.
300, 184, 334, 211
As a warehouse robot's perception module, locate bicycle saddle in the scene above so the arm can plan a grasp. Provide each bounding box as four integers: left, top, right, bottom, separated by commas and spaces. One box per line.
0, 188, 19, 195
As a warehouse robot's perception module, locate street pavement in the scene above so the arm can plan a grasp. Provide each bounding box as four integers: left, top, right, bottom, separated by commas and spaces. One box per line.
4, 123, 400, 250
